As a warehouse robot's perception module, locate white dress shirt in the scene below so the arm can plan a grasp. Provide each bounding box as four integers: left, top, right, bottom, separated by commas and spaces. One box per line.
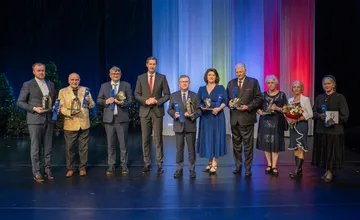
35, 77, 49, 96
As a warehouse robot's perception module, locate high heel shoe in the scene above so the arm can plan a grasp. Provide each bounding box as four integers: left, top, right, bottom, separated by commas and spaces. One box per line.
265, 166, 272, 174
202, 162, 212, 172
209, 165, 217, 175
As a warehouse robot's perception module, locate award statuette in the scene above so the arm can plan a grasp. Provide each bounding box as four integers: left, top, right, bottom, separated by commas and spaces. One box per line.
115, 91, 126, 101
231, 88, 242, 109
69, 96, 81, 115
186, 98, 195, 114
82, 88, 90, 108
202, 97, 212, 110
52, 99, 60, 120
174, 101, 185, 123
263, 96, 274, 115
42, 95, 52, 111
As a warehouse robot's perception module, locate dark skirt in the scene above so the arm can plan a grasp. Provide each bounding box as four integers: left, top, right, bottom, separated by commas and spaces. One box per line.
288, 121, 308, 152
256, 114, 285, 153
311, 133, 345, 170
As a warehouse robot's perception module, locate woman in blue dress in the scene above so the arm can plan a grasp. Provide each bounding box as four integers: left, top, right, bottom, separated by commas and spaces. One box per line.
197, 68, 227, 175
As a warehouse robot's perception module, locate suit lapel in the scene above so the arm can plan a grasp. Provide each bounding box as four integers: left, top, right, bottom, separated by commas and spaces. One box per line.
152, 73, 161, 95
142, 74, 151, 95
118, 81, 124, 93
31, 79, 44, 97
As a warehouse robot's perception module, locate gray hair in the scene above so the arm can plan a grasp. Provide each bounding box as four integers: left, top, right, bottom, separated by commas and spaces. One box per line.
291, 80, 304, 93
234, 63, 246, 69
179, 75, 190, 82
265, 75, 279, 85
109, 66, 122, 74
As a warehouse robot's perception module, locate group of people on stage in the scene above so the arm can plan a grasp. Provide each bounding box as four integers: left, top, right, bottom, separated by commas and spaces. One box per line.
17, 57, 349, 183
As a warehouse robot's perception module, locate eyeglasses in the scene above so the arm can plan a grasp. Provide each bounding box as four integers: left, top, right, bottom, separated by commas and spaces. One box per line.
179, 81, 189, 83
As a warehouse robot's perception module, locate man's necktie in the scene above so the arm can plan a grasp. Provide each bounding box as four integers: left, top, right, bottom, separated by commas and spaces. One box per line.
149, 74, 153, 94
182, 93, 187, 106
113, 84, 118, 115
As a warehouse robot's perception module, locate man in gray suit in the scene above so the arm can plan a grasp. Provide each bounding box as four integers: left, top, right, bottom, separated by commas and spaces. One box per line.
167, 75, 201, 178
97, 66, 133, 176
17, 62, 56, 182
135, 57, 170, 175
226, 63, 262, 177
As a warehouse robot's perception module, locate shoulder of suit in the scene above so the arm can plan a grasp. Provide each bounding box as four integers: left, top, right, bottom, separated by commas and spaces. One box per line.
120, 81, 130, 86
171, 91, 181, 96
245, 76, 258, 82
101, 82, 110, 86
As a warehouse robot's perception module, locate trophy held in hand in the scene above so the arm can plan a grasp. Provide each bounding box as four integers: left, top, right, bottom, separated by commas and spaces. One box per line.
69, 96, 81, 116
115, 91, 126, 101
186, 98, 195, 114
231, 87, 242, 109
263, 96, 274, 115
42, 95, 52, 111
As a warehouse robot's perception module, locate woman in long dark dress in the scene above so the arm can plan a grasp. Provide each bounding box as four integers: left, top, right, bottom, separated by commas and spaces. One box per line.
256, 75, 288, 177
311, 75, 349, 182
197, 68, 227, 175
286, 80, 313, 179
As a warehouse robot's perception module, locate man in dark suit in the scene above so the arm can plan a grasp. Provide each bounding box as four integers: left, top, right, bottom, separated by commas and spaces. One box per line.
226, 63, 262, 177
135, 57, 170, 175
17, 62, 56, 182
167, 75, 201, 178
97, 66, 133, 176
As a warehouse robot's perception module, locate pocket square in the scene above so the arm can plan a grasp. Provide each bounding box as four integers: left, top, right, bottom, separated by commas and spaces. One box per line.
246, 88, 252, 91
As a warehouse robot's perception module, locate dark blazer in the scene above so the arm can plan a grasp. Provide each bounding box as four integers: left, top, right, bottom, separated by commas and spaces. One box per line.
167, 91, 202, 133
97, 81, 133, 123
134, 72, 170, 118
17, 78, 56, 124
226, 76, 262, 126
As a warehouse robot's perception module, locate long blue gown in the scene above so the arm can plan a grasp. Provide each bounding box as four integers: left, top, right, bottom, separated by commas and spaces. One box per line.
196, 84, 227, 159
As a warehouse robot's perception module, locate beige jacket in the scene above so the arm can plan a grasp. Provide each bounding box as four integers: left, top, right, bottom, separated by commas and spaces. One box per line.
58, 86, 95, 131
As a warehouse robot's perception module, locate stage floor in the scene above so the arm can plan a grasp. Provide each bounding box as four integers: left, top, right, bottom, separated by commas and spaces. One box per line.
1, 130, 360, 220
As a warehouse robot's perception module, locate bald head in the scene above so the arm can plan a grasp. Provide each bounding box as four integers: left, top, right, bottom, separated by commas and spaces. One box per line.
68, 73, 80, 88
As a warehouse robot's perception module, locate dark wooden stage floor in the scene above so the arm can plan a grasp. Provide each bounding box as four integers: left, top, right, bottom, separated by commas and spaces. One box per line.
1, 129, 360, 220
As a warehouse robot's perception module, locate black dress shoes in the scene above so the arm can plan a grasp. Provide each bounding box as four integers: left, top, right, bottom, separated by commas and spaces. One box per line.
173, 169, 183, 178
190, 170, 196, 179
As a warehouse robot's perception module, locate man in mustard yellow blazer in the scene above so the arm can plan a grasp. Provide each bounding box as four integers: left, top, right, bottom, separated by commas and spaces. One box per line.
58, 73, 95, 177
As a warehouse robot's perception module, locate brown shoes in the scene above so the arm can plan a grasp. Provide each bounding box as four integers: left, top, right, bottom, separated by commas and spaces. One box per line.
33, 175, 45, 183
66, 170, 87, 177
79, 170, 86, 176
66, 170, 74, 177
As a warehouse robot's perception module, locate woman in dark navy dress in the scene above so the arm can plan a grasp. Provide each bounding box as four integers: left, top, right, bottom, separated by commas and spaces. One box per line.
197, 68, 227, 175
256, 75, 288, 177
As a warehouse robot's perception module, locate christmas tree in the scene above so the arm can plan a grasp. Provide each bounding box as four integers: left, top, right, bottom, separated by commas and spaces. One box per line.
6, 106, 28, 137
0, 73, 16, 135
45, 62, 64, 136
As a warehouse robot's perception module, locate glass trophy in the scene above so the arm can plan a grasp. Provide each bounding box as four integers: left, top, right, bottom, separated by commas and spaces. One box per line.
231, 88, 242, 109
202, 97, 212, 110
186, 98, 195, 114
42, 95, 52, 111
68, 96, 81, 115
263, 96, 274, 115
115, 91, 126, 101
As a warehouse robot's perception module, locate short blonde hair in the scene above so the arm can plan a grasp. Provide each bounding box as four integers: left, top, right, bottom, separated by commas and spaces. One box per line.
322, 75, 336, 91
291, 80, 304, 93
